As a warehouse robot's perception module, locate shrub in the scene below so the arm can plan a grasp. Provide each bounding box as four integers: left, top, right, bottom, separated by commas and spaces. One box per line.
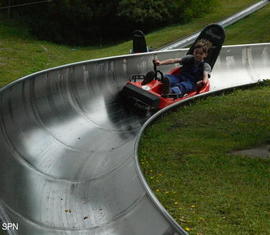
4, 0, 217, 45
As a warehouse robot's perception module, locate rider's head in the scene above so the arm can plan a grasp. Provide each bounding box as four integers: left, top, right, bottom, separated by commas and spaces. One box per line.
193, 39, 212, 62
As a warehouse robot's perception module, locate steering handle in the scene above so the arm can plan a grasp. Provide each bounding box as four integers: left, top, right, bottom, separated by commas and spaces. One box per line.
153, 60, 163, 81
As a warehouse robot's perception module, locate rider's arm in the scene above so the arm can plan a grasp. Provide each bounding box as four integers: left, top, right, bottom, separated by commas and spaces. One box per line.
196, 71, 210, 86
154, 58, 181, 65
197, 63, 211, 85
202, 71, 209, 84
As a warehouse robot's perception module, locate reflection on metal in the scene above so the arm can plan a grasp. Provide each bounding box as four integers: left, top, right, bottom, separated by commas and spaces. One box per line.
0, 43, 270, 234
159, 0, 270, 50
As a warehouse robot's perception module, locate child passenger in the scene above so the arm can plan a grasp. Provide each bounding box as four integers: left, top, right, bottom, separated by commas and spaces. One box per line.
144, 39, 212, 97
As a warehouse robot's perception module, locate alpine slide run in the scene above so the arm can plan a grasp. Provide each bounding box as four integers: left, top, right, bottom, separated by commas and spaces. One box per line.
0, 2, 270, 235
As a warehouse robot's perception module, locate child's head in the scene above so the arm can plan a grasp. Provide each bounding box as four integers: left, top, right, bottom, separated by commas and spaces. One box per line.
193, 39, 212, 62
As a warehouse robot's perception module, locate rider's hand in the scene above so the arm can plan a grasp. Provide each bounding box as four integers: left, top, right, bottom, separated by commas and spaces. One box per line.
153, 59, 161, 66
196, 80, 205, 87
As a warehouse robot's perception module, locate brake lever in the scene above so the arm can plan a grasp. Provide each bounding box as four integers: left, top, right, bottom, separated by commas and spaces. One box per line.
153, 60, 164, 81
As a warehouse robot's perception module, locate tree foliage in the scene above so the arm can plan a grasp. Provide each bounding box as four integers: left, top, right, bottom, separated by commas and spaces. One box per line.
4, 0, 217, 45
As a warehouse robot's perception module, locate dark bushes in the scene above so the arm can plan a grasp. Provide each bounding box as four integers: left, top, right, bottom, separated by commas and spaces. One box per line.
4, 0, 217, 45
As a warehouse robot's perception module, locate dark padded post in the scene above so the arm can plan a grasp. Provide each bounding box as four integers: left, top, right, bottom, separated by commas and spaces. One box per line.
132, 30, 148, 53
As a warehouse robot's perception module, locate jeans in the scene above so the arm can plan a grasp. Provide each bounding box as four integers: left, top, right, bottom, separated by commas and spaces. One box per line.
165, 73, 196, 94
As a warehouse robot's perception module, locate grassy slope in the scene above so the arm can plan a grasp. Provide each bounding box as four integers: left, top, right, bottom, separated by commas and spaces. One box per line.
225, 3, 270, 44
139, 82, 270, 235
0, 0, 260, 88
146, 0, 260, 48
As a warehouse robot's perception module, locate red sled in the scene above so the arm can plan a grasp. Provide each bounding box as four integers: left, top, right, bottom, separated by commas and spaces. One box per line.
122, 24, 225, 111
122, 66, 210, 110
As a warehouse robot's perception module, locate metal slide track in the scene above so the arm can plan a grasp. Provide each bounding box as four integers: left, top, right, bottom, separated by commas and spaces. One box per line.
0, 43, 270, 235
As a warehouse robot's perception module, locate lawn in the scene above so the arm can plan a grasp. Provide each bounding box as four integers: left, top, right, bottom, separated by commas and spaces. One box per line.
139, 81, 270, 234
0, 228, 5, 235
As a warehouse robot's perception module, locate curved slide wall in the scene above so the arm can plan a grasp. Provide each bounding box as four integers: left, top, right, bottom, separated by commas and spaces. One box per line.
0, 43, 270, 235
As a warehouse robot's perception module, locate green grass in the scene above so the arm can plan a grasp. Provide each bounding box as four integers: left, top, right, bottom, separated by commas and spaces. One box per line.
139, 81, 270, 234
147, 0, 260, 48
0, 0, 262, 88
225, 4, 270, 44
0, 229, 6, 235
0, 19, 131, 88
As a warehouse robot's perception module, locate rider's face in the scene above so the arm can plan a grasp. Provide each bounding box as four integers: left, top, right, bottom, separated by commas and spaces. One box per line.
193, 48, 207, 62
